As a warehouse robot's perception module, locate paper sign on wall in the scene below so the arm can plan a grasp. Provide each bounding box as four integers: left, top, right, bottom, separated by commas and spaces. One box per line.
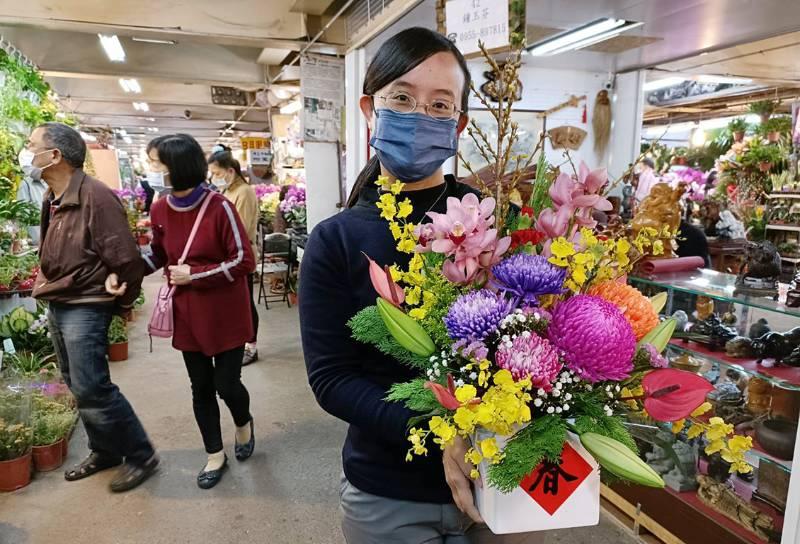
445, 0, 509, 56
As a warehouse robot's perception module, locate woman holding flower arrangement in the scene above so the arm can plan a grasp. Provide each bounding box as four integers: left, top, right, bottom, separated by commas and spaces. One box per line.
299, 27, 532, 543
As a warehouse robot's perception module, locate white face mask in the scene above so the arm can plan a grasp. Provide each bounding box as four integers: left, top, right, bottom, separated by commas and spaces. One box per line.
19, 148, 54, 181
211, 176, 228, 189
146, 171, 166, 188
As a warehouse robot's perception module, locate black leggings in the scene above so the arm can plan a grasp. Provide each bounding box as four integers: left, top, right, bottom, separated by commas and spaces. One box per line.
183, 346, 252, 454
248, 273, 258, 343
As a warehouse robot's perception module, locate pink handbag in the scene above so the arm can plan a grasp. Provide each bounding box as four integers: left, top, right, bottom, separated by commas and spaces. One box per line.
148, 194, 213, 345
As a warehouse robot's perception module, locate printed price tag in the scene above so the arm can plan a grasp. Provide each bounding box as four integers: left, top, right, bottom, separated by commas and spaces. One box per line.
3, 338, 16, 355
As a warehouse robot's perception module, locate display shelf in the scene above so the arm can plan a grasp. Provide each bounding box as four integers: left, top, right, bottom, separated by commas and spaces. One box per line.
668, 339, 800, 390
767, 224, 800, 232
781, 256, 800, 264
768, 193, 800, 199
630, 269, 800, 318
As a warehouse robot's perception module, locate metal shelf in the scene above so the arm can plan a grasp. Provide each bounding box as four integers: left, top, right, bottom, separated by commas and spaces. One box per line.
767, 224, 800, 232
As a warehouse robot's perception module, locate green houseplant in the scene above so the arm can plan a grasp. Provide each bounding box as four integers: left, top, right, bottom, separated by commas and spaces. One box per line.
0, 384, 33, 491
30, 393, 74, 472
762, 115, 792, 142
743, 140, 784, 172
107, 315, 129, 362
749, 99, 781, 123
727, 117, 749, 142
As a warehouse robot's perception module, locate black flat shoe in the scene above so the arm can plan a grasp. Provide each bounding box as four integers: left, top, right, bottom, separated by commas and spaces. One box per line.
235, 419, 255, 461
197, 455, 228, 489
110, 455, 159, 493
65, 452, 122, 482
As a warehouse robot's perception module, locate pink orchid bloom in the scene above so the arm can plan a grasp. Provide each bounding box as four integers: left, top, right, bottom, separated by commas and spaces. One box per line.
363, 253, 404, 307
427, 193, 496, 255
549, 173, 579, 208
414, 223, 436, 253
537, 206, 572, 238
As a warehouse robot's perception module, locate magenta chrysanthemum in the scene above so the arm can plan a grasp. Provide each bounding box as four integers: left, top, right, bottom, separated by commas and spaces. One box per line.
495, 333, 562, 390
546, 294, 636, 383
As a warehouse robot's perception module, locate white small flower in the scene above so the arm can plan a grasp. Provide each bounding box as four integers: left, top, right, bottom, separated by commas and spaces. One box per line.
430, 356, 437, 362
533, 312, 540, 320
470, 372, 478, 380
501, 323, 507, 329
518, 315, 527, 323
615, 385, 621, 392
547, 406, 555, 414
555, 407, 563, 414
433, 362, 439, 368
533, 398, 543, 407
515, 309, 523, 314
441, 351, 446, 358
434, 369, 441, 377
561, 372, 570, 380
455, 379, 465, 387
564, 393, 572, 401
562, 404, 570, 411
555, 382, 563, 390
521, 330, 531, 338
502, 335, 510, 343
552, 389, 561, 397
505, 341, 513, 349
586, 385, 593, 391
605, 385, 612, 392
537, 388, 546, 397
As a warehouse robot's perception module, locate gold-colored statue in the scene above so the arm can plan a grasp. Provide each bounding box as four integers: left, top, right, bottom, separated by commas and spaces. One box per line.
631, 183, 685, 258
697, 475, 776, 541
696, 296, 715, 321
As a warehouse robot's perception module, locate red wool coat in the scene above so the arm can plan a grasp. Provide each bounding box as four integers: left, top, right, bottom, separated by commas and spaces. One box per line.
145, 190, 255, 356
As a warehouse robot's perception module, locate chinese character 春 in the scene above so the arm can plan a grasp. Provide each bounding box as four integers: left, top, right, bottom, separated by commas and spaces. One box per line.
463, 12, 471, 24
528, 462, 579, 496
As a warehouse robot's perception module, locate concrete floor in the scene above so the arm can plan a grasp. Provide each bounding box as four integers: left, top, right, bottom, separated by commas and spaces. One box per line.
0, 277, 637, 544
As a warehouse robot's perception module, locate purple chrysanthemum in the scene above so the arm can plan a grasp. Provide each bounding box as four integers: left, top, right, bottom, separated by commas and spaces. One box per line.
644, 343, 669, 368
547, 294, 636, 383
496, 333, 562, 390
445, 290, 513, 342
453, 338, 489, 361
491, 254, 566, 306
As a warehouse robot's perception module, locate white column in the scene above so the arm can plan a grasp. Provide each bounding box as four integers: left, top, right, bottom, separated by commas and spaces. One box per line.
305, 141, 342, 231
607, 70, 644, 196
345, 47, 367, 197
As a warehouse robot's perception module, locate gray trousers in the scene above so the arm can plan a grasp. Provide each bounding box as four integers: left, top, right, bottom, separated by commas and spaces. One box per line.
340, 477, 546, 544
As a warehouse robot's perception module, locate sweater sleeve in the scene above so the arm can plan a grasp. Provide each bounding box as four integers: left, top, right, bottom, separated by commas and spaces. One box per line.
189, 197, 255, 289
299, 224, 414, 446
89, 187, 144, 309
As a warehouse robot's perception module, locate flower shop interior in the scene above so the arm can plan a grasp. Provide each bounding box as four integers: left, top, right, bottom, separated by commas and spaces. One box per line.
1, 1, 800, 544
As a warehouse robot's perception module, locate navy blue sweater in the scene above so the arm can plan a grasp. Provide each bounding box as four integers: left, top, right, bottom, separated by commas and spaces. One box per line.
299, 176, 478, 503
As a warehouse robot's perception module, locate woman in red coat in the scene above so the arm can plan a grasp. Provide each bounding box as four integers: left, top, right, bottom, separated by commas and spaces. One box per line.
110, 134, 256, 489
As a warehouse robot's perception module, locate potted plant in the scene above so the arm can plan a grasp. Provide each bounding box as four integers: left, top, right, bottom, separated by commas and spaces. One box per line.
749, 99, 781, 124
727, 117, 749, 142
743, 139, 783, 172
107, 315, 129, 362
763, 115, 792, 143
30, 394, 73, 472
0, 385, 33, 491
287, 273, 298, 306
128, 292, 146, 323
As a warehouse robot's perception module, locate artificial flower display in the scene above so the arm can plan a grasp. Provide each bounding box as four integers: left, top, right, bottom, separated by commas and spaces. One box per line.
348, 164, 752, 506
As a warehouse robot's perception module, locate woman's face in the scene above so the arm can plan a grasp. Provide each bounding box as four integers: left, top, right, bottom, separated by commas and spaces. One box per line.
360, 52, 468, 133
208, 163, 233, 183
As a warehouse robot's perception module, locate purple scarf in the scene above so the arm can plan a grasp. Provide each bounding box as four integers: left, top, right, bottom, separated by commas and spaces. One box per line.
168, 184, 208, 210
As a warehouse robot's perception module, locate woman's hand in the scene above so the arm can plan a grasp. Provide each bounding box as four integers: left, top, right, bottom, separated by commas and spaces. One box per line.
105, 273, 127, 296
443, 436, 484, 523
168, 264, 192, 285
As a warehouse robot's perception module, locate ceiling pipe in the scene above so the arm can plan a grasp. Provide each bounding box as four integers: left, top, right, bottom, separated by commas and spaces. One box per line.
218, 0, 356, 140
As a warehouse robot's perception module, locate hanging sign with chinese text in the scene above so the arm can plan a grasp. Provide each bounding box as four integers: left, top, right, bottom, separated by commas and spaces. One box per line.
445, 0, 509, 56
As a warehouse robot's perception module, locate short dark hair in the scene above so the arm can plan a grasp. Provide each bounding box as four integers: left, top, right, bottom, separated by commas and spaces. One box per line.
38, 122, 86, 169
146, 135, 167, 154
153, 134, 207, 191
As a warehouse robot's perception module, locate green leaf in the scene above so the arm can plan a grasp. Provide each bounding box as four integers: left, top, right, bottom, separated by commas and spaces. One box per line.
348, 306, 430, 369
487, 415, 567, 493
386, 379, 440, 413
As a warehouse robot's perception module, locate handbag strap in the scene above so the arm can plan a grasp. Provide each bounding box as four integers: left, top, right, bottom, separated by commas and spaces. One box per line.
178, 192, 213, 266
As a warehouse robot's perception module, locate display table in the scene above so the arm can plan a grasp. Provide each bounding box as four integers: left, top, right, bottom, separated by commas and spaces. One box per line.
628, 269, 800, 544
706, 238, 746, 273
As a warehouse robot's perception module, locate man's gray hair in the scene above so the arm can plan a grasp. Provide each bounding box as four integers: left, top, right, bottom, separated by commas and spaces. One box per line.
39, 122, 86, 169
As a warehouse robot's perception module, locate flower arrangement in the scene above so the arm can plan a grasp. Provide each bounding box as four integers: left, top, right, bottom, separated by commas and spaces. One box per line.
349, 168, 752, 502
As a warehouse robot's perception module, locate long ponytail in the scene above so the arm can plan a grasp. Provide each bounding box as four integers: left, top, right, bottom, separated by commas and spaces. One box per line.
346, 155, 380, 208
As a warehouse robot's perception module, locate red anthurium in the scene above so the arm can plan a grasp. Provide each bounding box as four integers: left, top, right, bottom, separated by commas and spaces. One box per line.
425, 379, 461, 411
364, 253, 404, 307
641, 369, 714, 422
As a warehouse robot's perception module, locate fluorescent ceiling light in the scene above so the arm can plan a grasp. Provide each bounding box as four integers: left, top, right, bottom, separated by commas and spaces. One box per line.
697, 75, 752, 85
145, 117, 155, 122
116, 128, 127, 136
131, 37, 177, 45
280, 100, 302, 115
272, 88, 292, 100
690, 126, 706, 147
118, 78, 141, 93
643, 77, 687, 92
98, 34, 125, 62
148, 127, 159, 133
549, 22, 644, 55
527, 18, 627, 56
123, 136, 133, 144
132, 102, 149, 112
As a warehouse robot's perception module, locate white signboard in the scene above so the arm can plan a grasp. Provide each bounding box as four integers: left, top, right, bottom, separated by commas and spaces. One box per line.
247, 148, 272, 166
301, 54, 345, 142
445, 0, 509, 56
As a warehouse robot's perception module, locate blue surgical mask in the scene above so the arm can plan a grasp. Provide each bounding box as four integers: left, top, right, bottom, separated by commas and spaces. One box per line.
369, 109, 458, 182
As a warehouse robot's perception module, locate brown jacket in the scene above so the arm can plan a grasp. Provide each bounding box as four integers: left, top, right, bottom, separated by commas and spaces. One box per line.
222, 178, 259, 257
33, 169, 144, 308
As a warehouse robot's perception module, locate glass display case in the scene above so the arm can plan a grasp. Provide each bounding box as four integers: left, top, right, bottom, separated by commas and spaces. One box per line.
617, 269, 800, 544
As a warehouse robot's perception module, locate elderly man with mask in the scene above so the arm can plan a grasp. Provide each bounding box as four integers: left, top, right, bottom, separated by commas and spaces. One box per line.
24, 122, 159, 492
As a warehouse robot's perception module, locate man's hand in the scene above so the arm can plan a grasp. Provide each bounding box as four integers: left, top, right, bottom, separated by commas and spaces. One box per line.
105, 273, 128, 296
168, 264, 192, 286
443, 436, 484, 523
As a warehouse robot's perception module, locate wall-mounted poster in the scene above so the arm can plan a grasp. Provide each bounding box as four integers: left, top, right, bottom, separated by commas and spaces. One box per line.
301, 54, 344, 142
457, 109, 545, 176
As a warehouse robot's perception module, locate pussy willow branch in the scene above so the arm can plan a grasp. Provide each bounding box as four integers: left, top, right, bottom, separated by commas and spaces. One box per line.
458, 151, 490, 195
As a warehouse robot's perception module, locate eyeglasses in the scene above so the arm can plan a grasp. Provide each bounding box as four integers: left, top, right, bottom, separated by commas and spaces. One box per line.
373, 91, 461, 120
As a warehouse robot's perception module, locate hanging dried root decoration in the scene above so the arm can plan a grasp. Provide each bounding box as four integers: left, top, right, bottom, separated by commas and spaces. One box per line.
592, 90, 611, 156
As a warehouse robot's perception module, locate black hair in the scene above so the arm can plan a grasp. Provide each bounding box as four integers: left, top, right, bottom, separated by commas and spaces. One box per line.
146, 135, 167, 154
345, 27, 471, 208
153, 134, 208, 191
38, 122, 86, 169
208, 150, 246, 183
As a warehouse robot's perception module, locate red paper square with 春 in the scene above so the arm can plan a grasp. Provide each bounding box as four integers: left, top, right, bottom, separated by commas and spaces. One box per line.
519, 443, 594, 515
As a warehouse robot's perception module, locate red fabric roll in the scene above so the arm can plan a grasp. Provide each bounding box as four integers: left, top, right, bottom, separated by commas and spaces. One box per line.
640, 256, 705, 276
